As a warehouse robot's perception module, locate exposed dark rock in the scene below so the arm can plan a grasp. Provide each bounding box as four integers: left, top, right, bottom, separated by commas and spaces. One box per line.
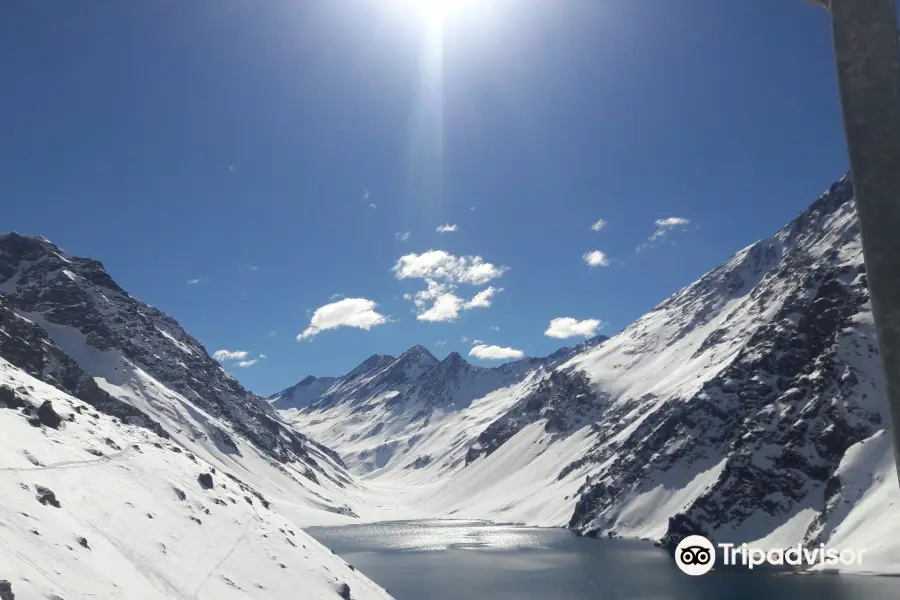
0, 385, 24, 410
197, 472, 214, 490
0, 289, 168, 439
76, 536, 90, 549
466, 369, 605, 465
23, 452, 43, 467
404, 455, 431, 470
337, 582, 352, 600
36, 401, 62, 428
35, 485, 60, 508
0, 581, 13, 600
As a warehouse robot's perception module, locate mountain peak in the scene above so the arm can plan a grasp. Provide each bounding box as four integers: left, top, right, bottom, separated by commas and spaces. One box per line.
360, 353, 394, 368
1, 231, 54, 243
0, 231, 61, 263
400, 344, 438, 364
344, 353, 396, 380
441, 351, 468, 368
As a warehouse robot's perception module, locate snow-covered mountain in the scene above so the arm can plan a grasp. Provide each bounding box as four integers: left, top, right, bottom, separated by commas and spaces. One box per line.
283, 175, 900, 574
274, 337, 606, 474
0, 233, 390, 599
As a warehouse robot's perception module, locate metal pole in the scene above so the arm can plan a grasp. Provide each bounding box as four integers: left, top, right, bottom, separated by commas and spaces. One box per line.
829, 0, 900, 485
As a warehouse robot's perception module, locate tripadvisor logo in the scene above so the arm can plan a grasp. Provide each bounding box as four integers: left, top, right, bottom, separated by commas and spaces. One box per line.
674, 535, 866, 576
675, 535, 716, 576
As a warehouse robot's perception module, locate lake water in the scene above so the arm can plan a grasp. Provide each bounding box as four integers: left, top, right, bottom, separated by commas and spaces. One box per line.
306, 520, 900, 600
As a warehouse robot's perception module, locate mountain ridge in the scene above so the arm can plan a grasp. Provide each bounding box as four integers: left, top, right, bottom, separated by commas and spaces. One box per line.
269, 334, 609, 413
0, 231, 342, 473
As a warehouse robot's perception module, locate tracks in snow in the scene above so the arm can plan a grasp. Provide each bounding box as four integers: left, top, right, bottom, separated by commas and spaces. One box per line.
190, 516, 255, 598
0, 446, 134, 473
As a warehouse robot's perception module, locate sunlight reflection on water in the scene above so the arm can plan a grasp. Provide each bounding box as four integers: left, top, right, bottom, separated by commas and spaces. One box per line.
349, 520, 550, 552
307, 521, 900, 600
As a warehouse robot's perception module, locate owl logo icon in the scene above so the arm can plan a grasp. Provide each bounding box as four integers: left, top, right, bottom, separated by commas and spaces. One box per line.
675, 535, 715, 576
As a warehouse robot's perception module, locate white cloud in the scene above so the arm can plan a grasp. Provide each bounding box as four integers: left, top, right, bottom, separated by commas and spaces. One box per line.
418, 292, 464, 322
369, 203, 377, 209
655, 217, 690, 228
268, 330, 277, 337
187, 278, 203, 285
409, 280, 456, 318
591, 219, 607, 232
470, 206, 476, 211
436, 340, 447, 347
407, 280, 500, 323
472, 339, 485, 346
329, 292, 345, 301
583, 250, 610, 267
213, 349, 249, 361
544, 317, 603, 339
298, 298, 390, 340
460, 336, 469, 343
436, 224, 458, 233
363, 189, 370, 200
393, 250, 507, 285
469, 344, 524, 360
218, 349, 266, 366
639, 217, 691, 251
395, 231, 411, 241
259, 354, 267, 359
465, 286, 502, 309
489, 325, 500, 331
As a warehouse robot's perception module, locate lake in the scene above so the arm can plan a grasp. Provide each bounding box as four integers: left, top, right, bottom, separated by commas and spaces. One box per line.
306, 520, 900, 600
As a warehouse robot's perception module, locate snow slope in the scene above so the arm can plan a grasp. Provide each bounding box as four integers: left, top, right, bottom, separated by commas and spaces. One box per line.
0, 233, 393, 597
0, 233, 364, 524
284, 175, 900, 574
0, 358, 391, 599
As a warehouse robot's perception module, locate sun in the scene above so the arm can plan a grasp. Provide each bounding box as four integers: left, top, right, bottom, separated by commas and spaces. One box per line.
405, 0, 475, 23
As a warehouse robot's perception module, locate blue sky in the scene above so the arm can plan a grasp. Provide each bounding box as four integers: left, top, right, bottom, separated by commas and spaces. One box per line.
2, 0, 848, 395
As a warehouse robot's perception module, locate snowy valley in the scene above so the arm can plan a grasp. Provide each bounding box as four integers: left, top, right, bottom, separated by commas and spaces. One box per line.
280, 175, 900, 575
1, 173, 900, 600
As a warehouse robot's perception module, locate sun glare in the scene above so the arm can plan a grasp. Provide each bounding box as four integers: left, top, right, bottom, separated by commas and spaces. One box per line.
405, 0, 475, 23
